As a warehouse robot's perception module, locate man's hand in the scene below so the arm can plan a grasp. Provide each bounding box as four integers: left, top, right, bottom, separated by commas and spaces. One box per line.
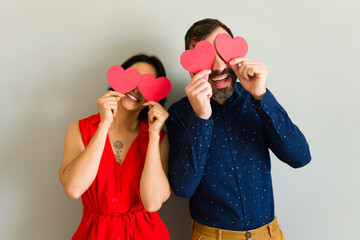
185, 70, 212, 119
230, 58, 267, 100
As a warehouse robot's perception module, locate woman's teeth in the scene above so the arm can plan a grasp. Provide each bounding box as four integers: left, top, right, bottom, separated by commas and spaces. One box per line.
126, 93, 139, 102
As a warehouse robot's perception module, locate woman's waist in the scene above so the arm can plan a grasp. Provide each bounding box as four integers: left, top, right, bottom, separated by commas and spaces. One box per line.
83, 204, 144, 217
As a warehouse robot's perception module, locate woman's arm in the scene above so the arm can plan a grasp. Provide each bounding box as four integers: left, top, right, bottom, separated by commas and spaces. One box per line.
59, 121, 111, 199
59, 91, 122, 199
140, 102, 171, 212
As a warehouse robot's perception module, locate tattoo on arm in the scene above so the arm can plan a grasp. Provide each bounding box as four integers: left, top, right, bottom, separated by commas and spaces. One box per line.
113, 140, 124, 165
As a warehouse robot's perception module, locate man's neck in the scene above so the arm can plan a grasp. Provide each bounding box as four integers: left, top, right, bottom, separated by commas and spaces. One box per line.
212, 97, 227, 105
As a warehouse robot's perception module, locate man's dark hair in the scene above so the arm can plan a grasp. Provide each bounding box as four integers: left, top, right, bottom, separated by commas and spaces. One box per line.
108, 53, 167, 120
185, 18, 233, 50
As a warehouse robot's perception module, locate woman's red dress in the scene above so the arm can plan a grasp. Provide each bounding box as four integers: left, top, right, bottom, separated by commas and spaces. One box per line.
72, 113, 170, 240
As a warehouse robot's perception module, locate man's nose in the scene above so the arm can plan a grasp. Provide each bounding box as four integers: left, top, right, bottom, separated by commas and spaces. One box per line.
212, 53, 227, 72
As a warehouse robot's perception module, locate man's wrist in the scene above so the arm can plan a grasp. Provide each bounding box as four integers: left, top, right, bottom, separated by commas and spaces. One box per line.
252, 89, 267, 100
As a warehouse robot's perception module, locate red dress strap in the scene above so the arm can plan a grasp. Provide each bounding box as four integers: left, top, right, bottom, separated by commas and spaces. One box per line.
78, 113, 100, 147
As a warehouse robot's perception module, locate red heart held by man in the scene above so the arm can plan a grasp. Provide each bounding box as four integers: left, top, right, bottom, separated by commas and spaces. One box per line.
215, 33, 248, 63
107, 65, 141, 94
180, 40, 216, 73
138, 74, 172, 102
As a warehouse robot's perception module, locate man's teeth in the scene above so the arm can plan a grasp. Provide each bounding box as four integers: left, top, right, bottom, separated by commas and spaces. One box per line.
127, 93, 138, 101
212, 75, 228, 81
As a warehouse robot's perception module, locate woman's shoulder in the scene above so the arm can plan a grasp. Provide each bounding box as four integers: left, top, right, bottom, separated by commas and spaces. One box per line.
74, 113, 101, 146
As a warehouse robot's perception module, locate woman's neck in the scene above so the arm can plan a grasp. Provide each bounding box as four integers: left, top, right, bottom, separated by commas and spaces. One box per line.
110, 105, 140, 132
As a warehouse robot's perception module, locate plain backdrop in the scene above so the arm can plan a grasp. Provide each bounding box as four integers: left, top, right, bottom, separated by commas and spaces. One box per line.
1, 0, 359, 239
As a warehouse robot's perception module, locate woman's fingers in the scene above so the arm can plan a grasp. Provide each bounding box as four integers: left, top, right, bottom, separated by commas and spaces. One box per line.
147, 104, 168, 124
104, 90, 124, 98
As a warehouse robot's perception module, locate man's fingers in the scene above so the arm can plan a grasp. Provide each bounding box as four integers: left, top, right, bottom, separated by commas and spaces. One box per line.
247, 66, 256, 77
187, 78, 209, 92
191, 70, 211, 83
187, 77, 209, 93
190, 81, 211, 96
200, 87, 213, 99
229, 57, 248, 65
239, 64, 249, 80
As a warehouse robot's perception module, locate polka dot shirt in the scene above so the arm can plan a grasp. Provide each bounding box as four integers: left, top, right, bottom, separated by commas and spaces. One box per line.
166, 82, 311, 231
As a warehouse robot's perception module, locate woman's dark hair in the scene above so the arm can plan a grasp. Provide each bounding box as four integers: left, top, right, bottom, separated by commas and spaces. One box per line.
108, 53, 167, 120
185, 18, 233, 50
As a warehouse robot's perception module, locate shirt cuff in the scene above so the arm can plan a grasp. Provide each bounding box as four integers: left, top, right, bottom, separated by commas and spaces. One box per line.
251, 89, 281, 116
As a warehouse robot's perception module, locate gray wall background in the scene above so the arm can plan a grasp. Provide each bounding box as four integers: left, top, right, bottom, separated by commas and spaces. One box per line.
1, 0, 359, 239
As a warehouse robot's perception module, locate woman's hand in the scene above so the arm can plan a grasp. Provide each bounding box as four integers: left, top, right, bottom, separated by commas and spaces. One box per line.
143, 101, 169, 136
97, 91, 124, 125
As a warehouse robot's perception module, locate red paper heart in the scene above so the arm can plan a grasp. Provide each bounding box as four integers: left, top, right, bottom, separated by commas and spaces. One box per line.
107, 66, 141, 94
180, 40, 215, 73
138, 74, 171, 101
215, 33, 248, 63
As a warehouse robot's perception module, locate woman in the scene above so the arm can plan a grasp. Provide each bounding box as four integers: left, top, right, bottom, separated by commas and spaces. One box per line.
59, 54, 171, 240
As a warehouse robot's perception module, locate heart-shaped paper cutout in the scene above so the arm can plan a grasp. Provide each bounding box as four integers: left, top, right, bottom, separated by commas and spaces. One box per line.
138, 74, 172, 101
180, 40, 215, 73
215, 33, 248, 63
107, 66, 141, 94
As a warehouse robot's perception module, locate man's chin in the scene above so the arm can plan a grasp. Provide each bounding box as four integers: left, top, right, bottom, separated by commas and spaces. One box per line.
212, 86, 235, 100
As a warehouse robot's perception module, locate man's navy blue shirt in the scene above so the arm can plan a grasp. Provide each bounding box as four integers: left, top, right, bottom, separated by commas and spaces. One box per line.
166, 82, 311, 231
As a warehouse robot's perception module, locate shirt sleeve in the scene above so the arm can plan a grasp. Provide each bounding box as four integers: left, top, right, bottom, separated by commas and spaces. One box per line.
251, 90, 311, 168
166, 105, 214, 198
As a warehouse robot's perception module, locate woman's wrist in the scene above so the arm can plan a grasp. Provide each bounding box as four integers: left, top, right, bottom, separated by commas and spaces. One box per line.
99, 121, 112, 130
148, 131, 160, 140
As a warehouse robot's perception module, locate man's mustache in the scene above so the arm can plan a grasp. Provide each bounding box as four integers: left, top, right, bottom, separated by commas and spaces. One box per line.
209, 68, 233, 79
209, 68, 236, 81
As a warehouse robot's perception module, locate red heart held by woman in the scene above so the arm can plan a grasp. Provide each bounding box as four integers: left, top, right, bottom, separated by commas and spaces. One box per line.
180, 40, 216, 73
138, 74, 172, 102
215, 33, 248, 63
107, 66, 141, 94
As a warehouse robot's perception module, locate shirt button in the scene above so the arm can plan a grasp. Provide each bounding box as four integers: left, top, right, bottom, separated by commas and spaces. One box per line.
113, 237, 121, 240
233, 150, 237, 154
111, 197, 118, 203
246, 232, 252, 238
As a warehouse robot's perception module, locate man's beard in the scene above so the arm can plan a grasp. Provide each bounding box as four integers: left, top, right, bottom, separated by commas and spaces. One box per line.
209, 68, 237, 100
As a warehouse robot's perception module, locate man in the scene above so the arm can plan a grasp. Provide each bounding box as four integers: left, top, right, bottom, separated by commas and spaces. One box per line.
166, 18, 311, 239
